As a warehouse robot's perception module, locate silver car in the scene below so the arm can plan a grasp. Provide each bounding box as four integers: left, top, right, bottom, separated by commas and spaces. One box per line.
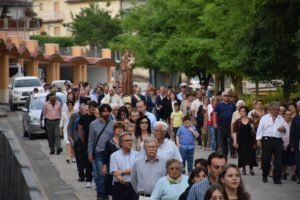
22, 92, 66, 139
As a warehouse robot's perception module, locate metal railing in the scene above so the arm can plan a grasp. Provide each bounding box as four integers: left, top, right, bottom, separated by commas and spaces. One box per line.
37, 12, 64, 22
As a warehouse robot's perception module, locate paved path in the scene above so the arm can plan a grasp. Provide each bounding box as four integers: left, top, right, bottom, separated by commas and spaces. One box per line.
2, 106, 300, 200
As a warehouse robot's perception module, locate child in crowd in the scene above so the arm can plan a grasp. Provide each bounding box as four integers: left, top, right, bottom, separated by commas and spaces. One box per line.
170, 102, 184, 142
176, 116, 199, 173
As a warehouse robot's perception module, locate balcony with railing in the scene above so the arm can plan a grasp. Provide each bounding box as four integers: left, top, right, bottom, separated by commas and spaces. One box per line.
37, 12, 64, 23
0, 18, 41, 30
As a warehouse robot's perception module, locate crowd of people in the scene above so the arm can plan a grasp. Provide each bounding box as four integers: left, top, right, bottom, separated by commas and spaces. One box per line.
39, 80, 300, 200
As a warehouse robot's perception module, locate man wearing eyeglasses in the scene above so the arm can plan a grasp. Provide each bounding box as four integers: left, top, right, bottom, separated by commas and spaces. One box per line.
213, 91, 236, 158
110, 132, 139, 200
131, 137, 166, 199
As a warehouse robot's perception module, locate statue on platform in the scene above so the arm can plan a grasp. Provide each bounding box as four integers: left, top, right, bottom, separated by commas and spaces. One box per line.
121, 49, 134, 95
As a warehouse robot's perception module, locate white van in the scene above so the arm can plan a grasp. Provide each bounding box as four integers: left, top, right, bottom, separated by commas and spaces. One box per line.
9, 63, 24, 82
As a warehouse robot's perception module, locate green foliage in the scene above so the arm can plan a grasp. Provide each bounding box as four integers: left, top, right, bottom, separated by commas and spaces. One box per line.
238, 0, 300, 101
30, 35, 75, 47
111, 0, 300, 99
69, 3, 121, 48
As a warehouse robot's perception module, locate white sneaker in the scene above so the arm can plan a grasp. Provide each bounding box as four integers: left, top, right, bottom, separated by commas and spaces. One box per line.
85, 182, 92, 188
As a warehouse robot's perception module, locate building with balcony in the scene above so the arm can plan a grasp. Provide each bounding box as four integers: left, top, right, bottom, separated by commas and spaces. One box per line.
33, 0, 146, 37
0, 0, 41, 39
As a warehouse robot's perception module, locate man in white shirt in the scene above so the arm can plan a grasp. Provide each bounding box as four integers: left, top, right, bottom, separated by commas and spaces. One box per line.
101, 88, 124, 107
256, 101, 286, 184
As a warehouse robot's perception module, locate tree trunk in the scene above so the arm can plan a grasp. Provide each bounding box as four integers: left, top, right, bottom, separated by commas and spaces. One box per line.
282, 84, 291, 103
231, 75, 243, 97
220, 75, 225, 92
214, 73, 221, 95
255, 81, 259, 96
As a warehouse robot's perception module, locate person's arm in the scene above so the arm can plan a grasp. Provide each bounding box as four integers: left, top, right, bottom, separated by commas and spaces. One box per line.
189, 126, 199, 138
289, 118, 296, 151
87, 122, 95, 162
176, 135, 180, 148
232, 120, 238, 149
78, 124, 85, 143
256, 116, 265, 148
59, 114, 64, 136
110, 153, 124, 183
173, 143, 183, 162
186, 184, 197, 200
130, 162, 138, 193
102, 141, 110, 176
190, 102, 196, 124
213, 111, 218, 129
67, 114, 75, 139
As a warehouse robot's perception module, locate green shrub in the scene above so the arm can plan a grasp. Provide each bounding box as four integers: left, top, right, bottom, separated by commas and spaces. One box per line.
30, 35, 75, 47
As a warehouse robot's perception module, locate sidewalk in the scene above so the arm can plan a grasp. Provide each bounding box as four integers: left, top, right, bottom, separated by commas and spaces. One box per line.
39, 140, 97, 200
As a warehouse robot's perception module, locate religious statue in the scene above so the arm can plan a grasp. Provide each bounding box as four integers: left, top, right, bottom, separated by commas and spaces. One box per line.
121, 49, 134, 95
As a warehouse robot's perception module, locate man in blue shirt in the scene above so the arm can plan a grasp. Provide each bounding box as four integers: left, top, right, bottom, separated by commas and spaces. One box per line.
187, 152, 227, 200
176, 116, 199, 173
213, 91, 236, 157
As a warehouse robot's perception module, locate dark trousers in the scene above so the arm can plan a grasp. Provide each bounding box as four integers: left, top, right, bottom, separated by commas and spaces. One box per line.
218, 126, 234, 156
45, 119, 61, 151
261, 137, 283, 181
295, 151, 300, 179
83, 144, 93, 182
75, 140, 85, 179
112, 182, 138, 200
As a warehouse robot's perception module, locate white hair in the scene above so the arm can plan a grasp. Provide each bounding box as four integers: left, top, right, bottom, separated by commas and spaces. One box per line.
154, 121, 169, 133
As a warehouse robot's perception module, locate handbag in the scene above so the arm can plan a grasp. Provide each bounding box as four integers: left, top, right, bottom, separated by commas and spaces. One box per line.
92, 120, 110, 158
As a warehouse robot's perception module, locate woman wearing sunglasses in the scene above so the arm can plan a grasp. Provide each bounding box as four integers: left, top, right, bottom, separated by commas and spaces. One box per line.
133, 116, 152, 151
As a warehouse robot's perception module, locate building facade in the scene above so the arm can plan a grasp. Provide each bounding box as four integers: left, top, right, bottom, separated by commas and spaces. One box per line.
33, 0, 146, 37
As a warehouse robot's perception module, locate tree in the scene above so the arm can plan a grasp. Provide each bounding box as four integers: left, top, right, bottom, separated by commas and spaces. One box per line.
238, 0, 300, 101
68, 3, 121, 48
111, 0, 218, 88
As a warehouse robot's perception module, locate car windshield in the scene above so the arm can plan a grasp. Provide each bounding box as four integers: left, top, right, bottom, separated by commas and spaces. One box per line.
30, 94, 67, 110
14, 79, 41, 88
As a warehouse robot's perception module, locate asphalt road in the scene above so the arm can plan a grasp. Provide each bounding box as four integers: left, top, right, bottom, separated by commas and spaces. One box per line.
1, 106, 300, 200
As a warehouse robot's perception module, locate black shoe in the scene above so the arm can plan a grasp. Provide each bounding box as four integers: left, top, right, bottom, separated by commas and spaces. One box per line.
250, 170, 255, 176
274, 180, 282, 184
66, 159, 70, 164
263, 177, 268, 183
231, 154, 237, 159
297, 180, 300, 184
291, 174, 297, 181
78, 177, 85, 182
56, 148, 63, 155
50, 150, 55, 155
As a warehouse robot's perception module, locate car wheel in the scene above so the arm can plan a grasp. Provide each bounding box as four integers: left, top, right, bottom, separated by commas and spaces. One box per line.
9, 102, 16, 111
23, 126, 28, 137
28, 132, 34, 140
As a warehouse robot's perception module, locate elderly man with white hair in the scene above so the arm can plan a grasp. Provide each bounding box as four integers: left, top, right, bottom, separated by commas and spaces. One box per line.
138, 121, 182, 162
154, 121, 182, 161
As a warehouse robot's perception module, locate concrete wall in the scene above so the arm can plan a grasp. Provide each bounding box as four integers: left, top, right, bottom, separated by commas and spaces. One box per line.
0, 129, 43, 200
87, 65, 108, 87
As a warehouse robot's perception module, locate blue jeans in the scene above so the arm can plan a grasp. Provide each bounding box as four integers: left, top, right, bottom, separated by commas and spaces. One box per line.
295, 151, 300, 179
208, 125, 217, 151
94, 152, 107, 197
179, 148, 194, 173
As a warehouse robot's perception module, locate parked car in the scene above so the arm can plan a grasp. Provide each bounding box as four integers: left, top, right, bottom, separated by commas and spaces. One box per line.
9, 76, 43, 111
22, 92, 66, 139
